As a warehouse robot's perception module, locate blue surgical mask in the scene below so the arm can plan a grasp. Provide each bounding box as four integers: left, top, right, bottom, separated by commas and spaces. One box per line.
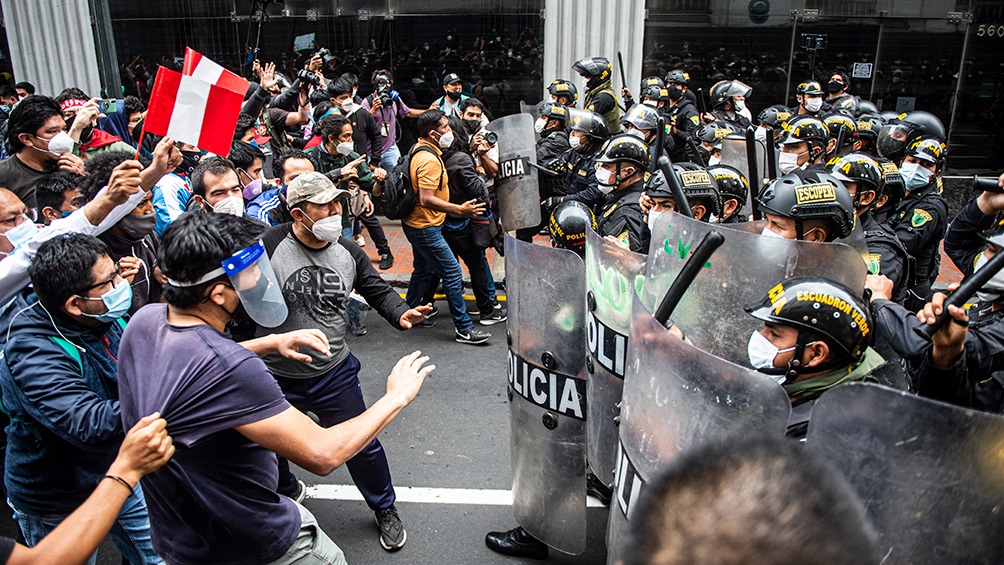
900, 162, 933, 191
79, 280, 133, 323
3, 219, 39, 251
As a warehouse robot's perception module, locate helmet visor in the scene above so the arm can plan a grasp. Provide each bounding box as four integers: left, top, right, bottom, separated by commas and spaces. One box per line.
877, 123, 912, 159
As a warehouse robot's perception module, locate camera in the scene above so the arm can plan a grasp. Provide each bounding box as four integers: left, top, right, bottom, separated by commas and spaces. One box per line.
483, 131, 499, 146
297, 68, 321, 88
377, 85, 399, 106
315, 47, 334, 63
800, 33, 827, 51
973, 175, 1004, 193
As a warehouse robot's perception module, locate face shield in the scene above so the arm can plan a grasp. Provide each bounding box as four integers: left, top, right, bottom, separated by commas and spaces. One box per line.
876, 123, 912, 160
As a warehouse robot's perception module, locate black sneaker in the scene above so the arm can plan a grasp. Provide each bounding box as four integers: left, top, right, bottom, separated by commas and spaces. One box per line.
283, 479, 307, 504
425, 304, 440, 319
479, 305, 508, 326
375, 505, 407, 551
379, 253, 394, 270
586, 472, 612, 506
456, 328, 491, 344
416, 317, 436, 328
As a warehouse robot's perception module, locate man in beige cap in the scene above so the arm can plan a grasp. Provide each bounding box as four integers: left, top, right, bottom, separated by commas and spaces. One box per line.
258, 171, 432, 552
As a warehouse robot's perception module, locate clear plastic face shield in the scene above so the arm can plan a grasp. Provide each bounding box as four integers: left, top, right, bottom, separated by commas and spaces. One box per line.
876, 123, 912, 160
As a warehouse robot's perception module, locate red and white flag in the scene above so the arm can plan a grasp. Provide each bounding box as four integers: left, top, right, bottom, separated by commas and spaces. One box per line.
143, 66, 244, 157
182, 47, 249, 95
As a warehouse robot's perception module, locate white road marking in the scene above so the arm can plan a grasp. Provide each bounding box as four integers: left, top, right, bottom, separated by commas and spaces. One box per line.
307, 484, 606, 508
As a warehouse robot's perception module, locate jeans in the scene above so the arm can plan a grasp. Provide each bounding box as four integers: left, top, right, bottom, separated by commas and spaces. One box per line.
268, 501, 346, 565
422, 224, 497, 315
379, 143, 402, 172
10, 485, 163, 565
276, 354, 396, 511
402, 223, 473, 332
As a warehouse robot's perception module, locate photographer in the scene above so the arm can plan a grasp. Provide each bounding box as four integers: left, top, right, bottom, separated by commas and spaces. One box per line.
362, 70, 425, 172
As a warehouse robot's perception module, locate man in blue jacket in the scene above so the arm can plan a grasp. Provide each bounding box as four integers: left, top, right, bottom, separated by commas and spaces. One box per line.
0, 233, 161, 564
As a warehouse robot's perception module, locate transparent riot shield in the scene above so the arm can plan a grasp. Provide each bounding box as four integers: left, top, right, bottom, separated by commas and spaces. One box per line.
584, 227, 646, 488
720, 133, 768, 212
607, 295, 792, 564
719, 216, 872, 263
807, 382, 1004, 564
519, 99, 542, 122
641, 212, 868, 365
486, 114, 541, 232
504, 234, 588, 554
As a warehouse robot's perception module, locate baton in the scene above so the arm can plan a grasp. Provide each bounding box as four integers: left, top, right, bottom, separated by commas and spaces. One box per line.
526, 160, 563, 178
687, 137, 707, 167
834, 127, 845, 161
696, 88, 706, 115
657, 155, 693, 219
745, 126, 760, 197
651, 116, 666, 173
913, 251, 1004, 341
653, 230, 725, 326
617, 51, 628, 92
764, 127, 777, 181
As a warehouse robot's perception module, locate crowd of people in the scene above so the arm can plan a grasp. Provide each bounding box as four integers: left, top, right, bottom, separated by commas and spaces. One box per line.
0, 33, 995, 564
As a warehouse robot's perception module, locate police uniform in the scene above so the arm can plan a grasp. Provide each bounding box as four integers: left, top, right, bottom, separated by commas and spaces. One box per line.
708, 109, 751, 130
862, 210, 913, 304
596, 179, 650, 254
583, 82, 622, 135
537, 130, 570, 164
886, 178, 948, 311
560, 145, 604, 207
667, 98, 701, 163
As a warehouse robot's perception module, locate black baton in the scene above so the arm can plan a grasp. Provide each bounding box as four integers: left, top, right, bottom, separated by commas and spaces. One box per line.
657, 155, 693, 219
914, 251, 1004, 340
654, 231, 725, 326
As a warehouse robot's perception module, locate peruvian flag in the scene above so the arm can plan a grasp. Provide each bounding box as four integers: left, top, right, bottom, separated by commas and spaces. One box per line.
182, 47, 249, 95
143, 66, 244, 157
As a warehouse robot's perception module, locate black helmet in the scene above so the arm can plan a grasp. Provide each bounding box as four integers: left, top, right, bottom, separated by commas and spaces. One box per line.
538, 101, 569, 125
746, 277, 873, 378
573, 57, 612, 83
855, 99, 879, 116
595, 134, 651, 170
621, 104, 660, 132
831, 95, 859, 113
781, 116, 830, 155
675, 163, 723, 219
640, 76, 665, 89
695, 121, 739, 147
567, 108, 611, 143
664, 69, 690, 85
905, 136, 948, 170
758, 104, 793, 130
796, 81, 825, 96
757, 169, 856, 240
874, 156, 905, 211
854, 114, 884, 146
640, 85, 669, 105
709, 79, 753, 109
707, 164, 749, 212
824, 114, 856, 153
548, 79, 579, 106
826, 153, 884, 208
549, 200, 596, 255
877, 111, 946, 161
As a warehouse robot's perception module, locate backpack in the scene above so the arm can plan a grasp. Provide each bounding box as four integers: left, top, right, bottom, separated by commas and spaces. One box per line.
381, 145, 443, 220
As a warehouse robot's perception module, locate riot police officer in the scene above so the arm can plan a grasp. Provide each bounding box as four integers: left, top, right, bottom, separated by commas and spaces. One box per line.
621, 104, 662, 156
823, 113, 856, 160
547, 79, 578, 108
548, 200, 596, 257
884, 137, 949, 311
664, 70, 701, 163
757, 169, 856, 242
777, 116, 830, 174
794, 81, 831, 118
693, 121, 739, 167
707, 163, 749, 223
745, 277, 883, 438
664, 68, 699, 110
549, 109, 611, 209
621, 76, 665, 111
573, 57, 621, 134
703, 79, 753, 129
757, 104, 793, 144
852, 113, 884, 155
593, 134, 651, 253
534, 102, 571, 163
876, 110, 946, 164
645, 163, 722, 225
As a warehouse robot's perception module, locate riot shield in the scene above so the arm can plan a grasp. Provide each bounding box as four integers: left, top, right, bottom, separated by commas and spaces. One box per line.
519, 99, 542, 122
807, 382, 1004, 564
641, 212, 868, 365
487, 114, 541, 232
720, 217, 872, 262
504, 234, 588, 554
720, 133, 768, 211
584, 227, 646, 488
607, 295, 792, 563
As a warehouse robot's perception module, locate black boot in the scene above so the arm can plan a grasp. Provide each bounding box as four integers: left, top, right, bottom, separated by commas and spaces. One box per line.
587, 471, 613, 506
485, 526, 549, 559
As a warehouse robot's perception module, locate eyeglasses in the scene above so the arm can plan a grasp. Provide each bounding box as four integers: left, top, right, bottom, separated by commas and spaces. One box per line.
79, 263, 124, 294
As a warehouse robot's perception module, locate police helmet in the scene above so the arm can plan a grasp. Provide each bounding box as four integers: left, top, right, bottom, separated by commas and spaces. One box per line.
826, 153, 884, 207
538, 101, 569, 126
549, 200, 596, 255
664, 69, 690, 86
824, 114, 857, 146
640, 76, 665, 90
695, 121, 740, 148
831, 96, 859, 113
595, 134, 651, 170
548, 79, 579, 105
746, 277, 873, 376
854, 114, 884, 146
674, 163, 723, 219
796, 81, 825, 96
781, 116, 830, 156
621, 104, 660, 133
757, 169, 856, 240
855, 99, 879, 116
877, 111, 946, 161
710, 80, 753, 109
567, 109, 611, 143
640, 85, 669, 105
572, 57, 612, 81
758, 105, 793, 130
874, 156, 905, 211
707, 164, 749, 212
905, 136, 948, 171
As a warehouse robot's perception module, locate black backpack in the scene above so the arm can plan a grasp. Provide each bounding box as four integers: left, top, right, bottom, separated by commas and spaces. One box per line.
380, 145, 443, 220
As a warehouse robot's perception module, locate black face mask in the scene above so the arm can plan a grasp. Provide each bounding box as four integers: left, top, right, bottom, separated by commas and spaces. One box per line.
667, 86, 683, 101
178, 150, 203, 175
463, 119, 481, 135
80, 125, 94, 143
446, 90, 461, 101
826, 81, 844, 94
117, 213, 156, 241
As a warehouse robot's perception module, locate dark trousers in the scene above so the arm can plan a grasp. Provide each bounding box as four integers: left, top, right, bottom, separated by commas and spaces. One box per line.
352, 215, 391, 255
275, 353, 395, 511
421, 224, 497, 315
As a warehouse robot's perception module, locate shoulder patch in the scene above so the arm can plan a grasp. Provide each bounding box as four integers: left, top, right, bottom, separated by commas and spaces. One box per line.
911, 209, 933, 228
867, 253, 882, 275
617, 231, 630, 247
690, 115, 700, 126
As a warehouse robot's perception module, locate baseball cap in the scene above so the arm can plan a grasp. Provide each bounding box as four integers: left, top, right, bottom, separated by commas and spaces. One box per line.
443, 73, 462, 86
286, 171, 348, 207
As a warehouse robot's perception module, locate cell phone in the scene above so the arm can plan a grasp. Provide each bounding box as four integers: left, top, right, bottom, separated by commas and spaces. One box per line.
98, 99, 117, 114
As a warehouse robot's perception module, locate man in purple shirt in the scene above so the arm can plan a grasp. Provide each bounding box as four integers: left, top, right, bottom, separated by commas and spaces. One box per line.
117, 212, 434, 565
361, 70, 424, 171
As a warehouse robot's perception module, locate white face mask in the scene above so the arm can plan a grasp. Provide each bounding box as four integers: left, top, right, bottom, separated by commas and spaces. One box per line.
647, 209, 663, 233
626, 127, 646, 140
900, 162, 933, 191
305, 212, 343, 242
437, 129, 455, 149
336, 141, 354, 156
708, 155, 721, 166
643, 99, 658, 107
34, 131, 75, 156
340, 98, 355, 114
212, 195, 245, 217
595, 165, 622, 192
804, 97, 822, 113
747, 330, 796, 380
761, 225, 785, 238
777, 150, 806, 174
534, 118, 548, 134
733, 99, 745, 112
569, 135, 582, 150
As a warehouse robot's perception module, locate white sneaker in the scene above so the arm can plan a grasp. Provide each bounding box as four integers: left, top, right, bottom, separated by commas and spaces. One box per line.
354, 234, 366, 247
